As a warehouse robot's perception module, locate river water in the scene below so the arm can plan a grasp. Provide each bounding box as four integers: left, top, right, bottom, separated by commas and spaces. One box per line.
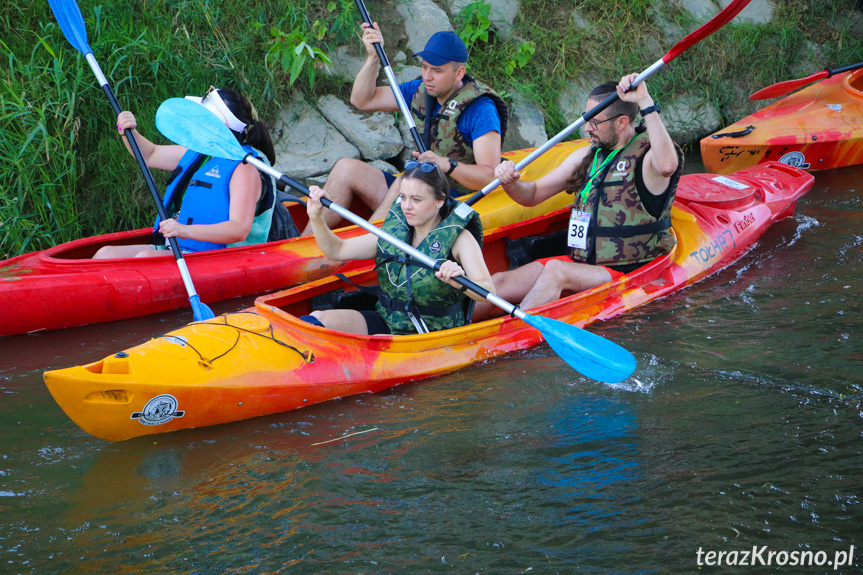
1, 162, 861, 574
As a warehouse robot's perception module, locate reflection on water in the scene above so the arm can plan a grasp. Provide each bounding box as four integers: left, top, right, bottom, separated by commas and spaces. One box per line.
1, 165, 861, 573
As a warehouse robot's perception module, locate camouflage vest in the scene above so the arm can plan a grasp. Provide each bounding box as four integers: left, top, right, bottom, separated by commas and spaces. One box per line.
570, 131, 681, 266
410, 75, 508, 195
375, 199, 483, 335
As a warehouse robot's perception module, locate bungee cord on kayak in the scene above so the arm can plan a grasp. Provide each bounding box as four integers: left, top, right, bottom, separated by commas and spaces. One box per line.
161, 312, 314, 367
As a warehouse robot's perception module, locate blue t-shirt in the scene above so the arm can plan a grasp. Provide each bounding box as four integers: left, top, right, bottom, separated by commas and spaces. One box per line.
400, 79, 501, 148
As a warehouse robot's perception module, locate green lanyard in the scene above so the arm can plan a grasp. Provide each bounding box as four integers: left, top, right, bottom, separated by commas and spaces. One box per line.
578, 135, 637, 204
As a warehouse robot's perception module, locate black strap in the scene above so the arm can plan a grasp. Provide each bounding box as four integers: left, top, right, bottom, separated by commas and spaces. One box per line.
189, 180, 213, 189
335, 273, 379, 296
164, 153, 209, 215
377, 291, 464, 317
423, 91, 435, 150
589, 218, 672, 238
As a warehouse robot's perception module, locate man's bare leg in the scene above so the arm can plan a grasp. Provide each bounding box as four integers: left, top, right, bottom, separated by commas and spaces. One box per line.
520, 259, 611, 310
302, 158, 391, 233
472, 261, 544, 320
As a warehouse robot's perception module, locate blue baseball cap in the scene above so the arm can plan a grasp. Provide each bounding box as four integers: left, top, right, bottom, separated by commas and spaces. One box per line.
412, 31, 469, 66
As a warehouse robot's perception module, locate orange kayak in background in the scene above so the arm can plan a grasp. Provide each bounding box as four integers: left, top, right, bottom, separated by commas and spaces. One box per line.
701, 68, 863, 174
43, 162, 814, 442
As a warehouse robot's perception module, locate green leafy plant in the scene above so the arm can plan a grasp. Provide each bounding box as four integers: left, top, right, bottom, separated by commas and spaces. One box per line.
267, 26, 332, 89
457, 0, 495, 52
265, 0, 356, 90
505, 40, 536, 75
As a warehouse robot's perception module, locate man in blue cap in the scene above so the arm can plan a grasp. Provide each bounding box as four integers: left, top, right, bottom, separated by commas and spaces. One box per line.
303, 24, 507, 232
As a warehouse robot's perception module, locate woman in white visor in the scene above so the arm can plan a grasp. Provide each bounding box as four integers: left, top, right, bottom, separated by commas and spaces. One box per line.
94, 87, 277, 258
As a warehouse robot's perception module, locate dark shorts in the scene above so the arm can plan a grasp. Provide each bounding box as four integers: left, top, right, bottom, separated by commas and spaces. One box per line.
299, 311, 391, 335
535, 255, 626, 282
382, 169, 460, 198
360, 310, 391, 335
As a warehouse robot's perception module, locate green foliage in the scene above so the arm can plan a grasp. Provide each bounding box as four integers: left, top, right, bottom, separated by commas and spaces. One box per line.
0, 33, 83, 258
0, 0, 357, 256
268, 27, 332, 89
457, 1, 495, 53
505, 41, 535, 75
266, 0, 356, 89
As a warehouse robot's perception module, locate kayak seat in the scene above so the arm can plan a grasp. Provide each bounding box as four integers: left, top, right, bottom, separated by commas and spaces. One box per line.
311, 275, 478, 328
312, 286, 379, 313
505, 229, 568, 269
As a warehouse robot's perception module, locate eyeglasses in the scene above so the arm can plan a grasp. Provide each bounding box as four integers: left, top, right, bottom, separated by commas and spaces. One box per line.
404, 160, 440, 173
587, 114, 624, 130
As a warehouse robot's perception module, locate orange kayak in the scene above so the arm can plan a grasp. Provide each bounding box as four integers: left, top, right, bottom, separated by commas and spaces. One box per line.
701, 68, 863, 174
43, 162, 814, 441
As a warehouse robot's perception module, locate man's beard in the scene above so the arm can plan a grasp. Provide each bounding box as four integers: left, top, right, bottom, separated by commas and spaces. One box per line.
596, 131, 620, 151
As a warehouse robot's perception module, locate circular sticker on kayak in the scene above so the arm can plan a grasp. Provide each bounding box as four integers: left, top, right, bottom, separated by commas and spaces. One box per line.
163, 335, 187, 347
777, 151, 810, 170
131, 394, 185, 426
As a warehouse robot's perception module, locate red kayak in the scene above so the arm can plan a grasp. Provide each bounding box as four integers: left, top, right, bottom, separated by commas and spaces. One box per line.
0, 145, 577, 337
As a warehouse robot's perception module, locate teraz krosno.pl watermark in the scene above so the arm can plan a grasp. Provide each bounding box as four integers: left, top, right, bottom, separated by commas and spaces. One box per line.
696, 546, 855, 569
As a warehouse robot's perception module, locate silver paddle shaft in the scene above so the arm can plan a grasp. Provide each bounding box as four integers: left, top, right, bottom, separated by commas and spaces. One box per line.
472, 59, 665, 201
243, 155, 522, 315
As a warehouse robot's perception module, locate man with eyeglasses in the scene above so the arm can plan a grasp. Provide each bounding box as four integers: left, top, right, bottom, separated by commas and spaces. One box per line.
301, 25, 507, 233
474, 74, 682, 317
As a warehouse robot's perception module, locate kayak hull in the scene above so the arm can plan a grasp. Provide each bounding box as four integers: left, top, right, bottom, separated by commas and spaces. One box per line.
0, 144, 578, 337
43, 162, 815, 441
701, 68, 863, 174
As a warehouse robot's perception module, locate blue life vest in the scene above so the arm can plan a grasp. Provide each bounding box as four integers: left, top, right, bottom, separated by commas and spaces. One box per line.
157, 146, 275, 252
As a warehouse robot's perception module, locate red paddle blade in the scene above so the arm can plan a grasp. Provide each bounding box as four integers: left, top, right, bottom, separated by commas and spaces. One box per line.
663, 0, 753, 63
749, 70, 831, 100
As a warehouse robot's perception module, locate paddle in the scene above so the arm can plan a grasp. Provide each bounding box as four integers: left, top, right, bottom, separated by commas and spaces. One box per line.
354, 0, 427, 153
155, 98, 636, 383
462, 0, 753, 207
749, 61, 863, 100
46, 0, 214, 321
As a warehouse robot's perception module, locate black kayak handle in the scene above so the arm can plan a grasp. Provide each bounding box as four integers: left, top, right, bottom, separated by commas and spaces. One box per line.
711, 125, 756, 139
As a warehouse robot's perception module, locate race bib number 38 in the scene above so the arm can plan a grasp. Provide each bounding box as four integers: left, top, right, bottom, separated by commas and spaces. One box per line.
568, 209, 591, 250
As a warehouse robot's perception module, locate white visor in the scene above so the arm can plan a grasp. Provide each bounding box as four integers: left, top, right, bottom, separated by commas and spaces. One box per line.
184, 89, 248, 133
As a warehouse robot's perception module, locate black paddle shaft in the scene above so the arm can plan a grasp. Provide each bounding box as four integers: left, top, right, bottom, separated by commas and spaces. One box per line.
354, 0, 427, 153
104, 86, 183, 259
354, 0, 390, 67
828, 61, 863, 77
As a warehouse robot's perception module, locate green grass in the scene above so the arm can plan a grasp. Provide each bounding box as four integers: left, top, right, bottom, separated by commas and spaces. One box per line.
1, 0, 862, 257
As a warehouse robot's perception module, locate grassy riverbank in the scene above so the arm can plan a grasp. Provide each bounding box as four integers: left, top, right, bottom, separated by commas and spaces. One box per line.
2, 0, 862, 257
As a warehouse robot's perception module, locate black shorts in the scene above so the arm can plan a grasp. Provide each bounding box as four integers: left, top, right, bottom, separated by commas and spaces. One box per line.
360, 310, 391, 335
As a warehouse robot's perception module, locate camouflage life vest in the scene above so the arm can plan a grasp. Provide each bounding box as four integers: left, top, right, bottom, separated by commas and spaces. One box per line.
375, 198, 483, 335
570, 131, 682, 266
410, 75, 508, 195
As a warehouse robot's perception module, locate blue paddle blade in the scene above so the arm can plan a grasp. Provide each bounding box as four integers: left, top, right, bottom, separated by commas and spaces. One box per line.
189, 295, 216, 321
47, 0, 93, 55
522, 314, 637, 383
155, 98, 246, 161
